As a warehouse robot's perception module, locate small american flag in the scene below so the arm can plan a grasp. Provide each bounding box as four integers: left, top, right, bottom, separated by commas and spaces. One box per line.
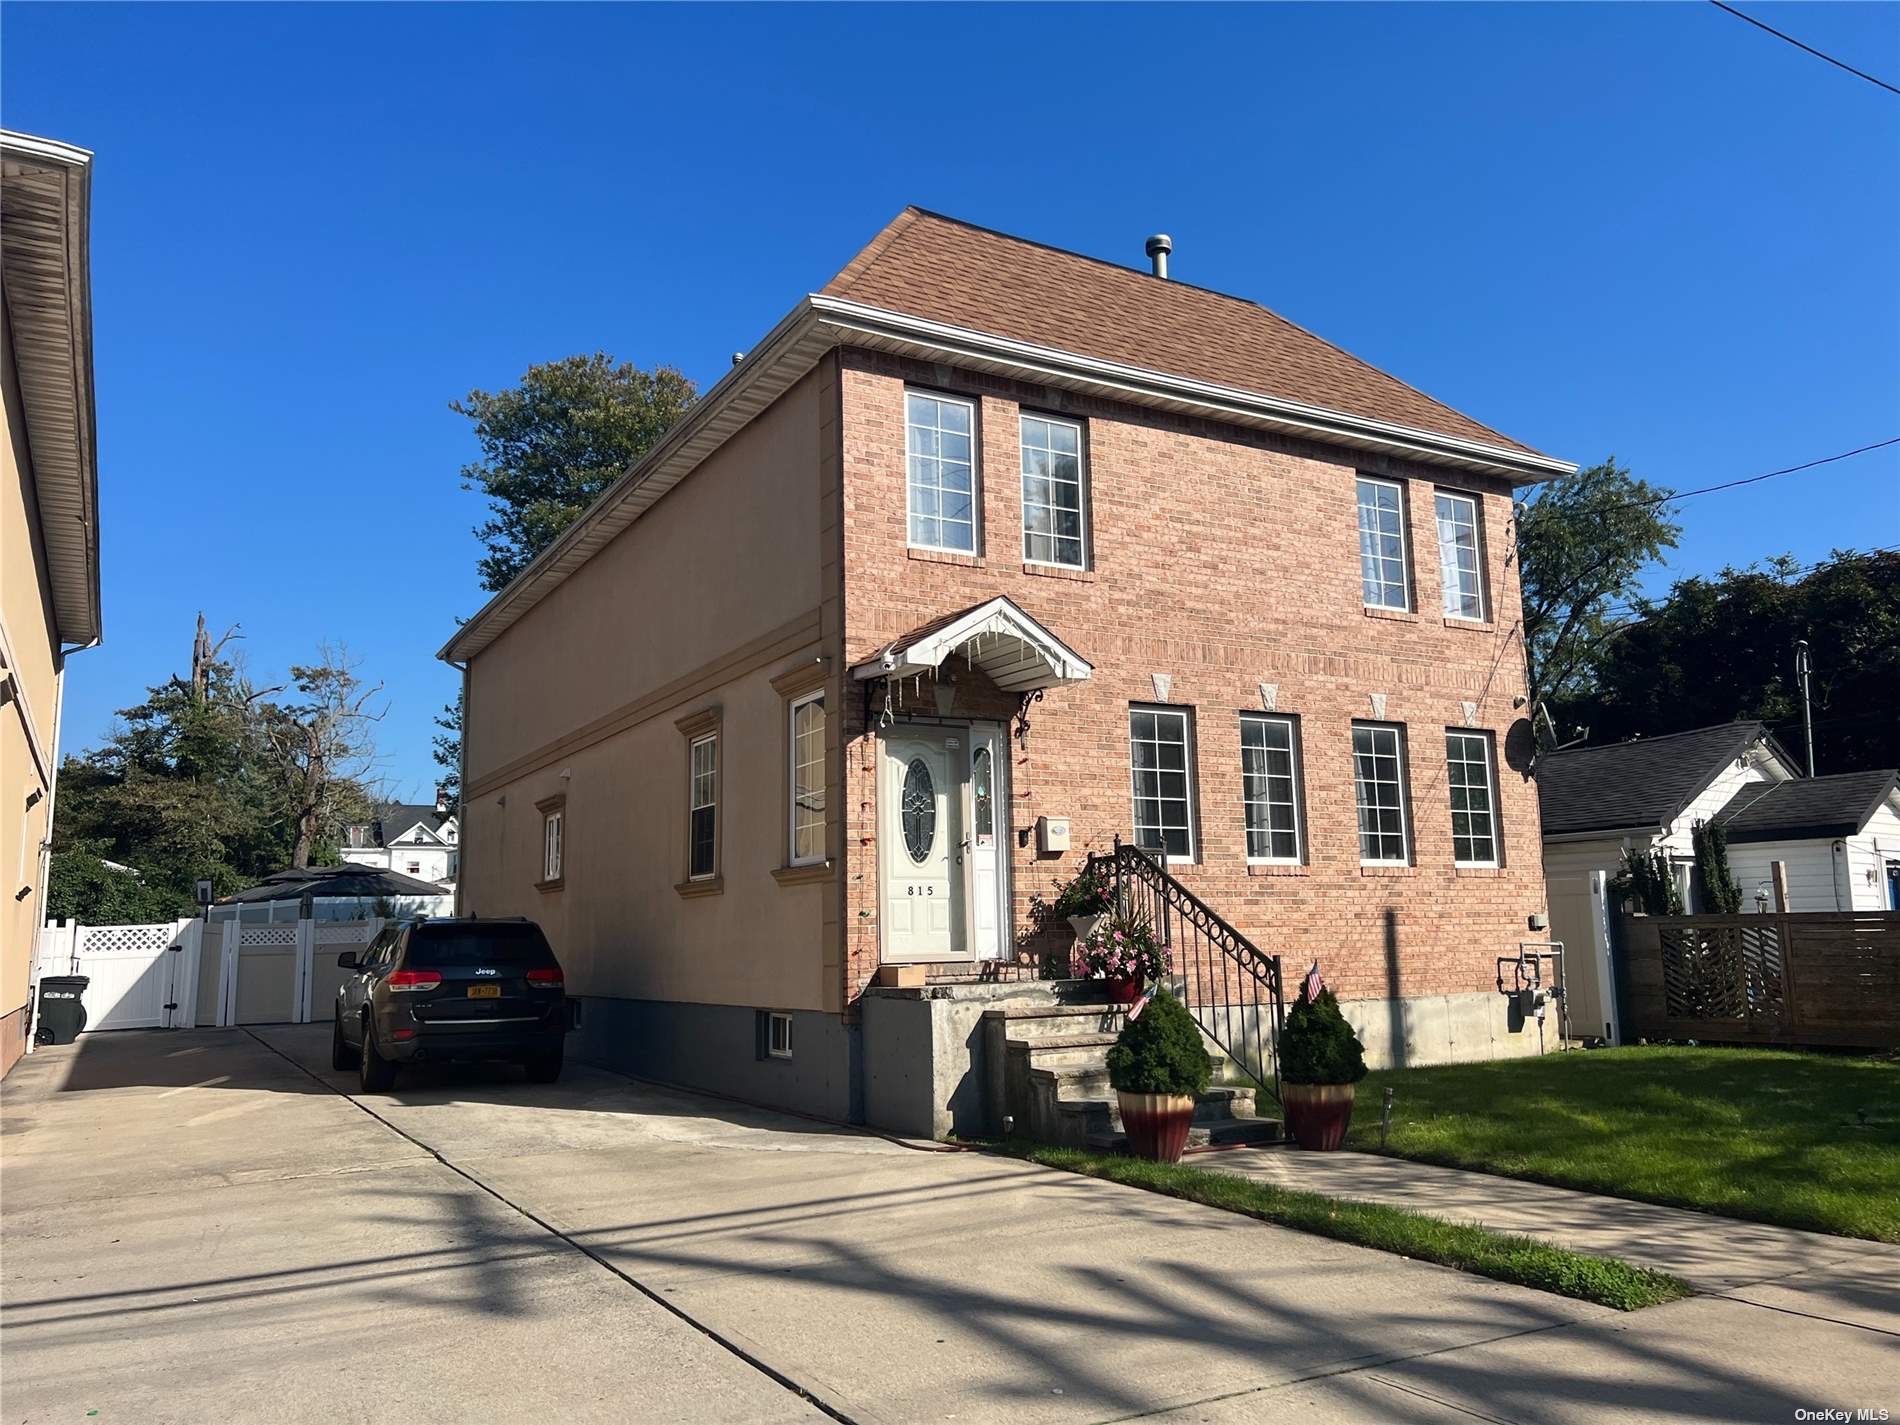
1304, 961, 1323, 1003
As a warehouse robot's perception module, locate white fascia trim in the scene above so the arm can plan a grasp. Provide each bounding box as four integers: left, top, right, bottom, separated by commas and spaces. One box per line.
808, 296, 1577, 481
1541, 826, 1664, 845
0, 131, 95, 168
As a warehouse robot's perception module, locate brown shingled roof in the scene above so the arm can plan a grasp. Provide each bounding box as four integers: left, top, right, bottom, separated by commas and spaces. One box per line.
823, 208, 1544, 458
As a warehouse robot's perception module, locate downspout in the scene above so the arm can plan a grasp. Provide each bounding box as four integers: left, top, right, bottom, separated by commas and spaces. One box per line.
1830, 839, 1850, 911
28, 638, 100, 1056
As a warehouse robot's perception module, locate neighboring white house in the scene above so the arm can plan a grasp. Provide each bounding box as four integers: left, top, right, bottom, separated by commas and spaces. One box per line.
1536, 720, 1900, 1044
1713, 769, 1900, 913
339, 795, 459, 891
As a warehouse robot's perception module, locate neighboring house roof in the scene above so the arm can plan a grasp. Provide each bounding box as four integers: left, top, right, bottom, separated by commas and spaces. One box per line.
1711, 770, 1900, 843
1, 130, 100, 646
348, 806, 456, 850
219, 865, 447, 904
1536, 721, 1781, 837
443, 210, 1573, 665
825, 209, 1542, 458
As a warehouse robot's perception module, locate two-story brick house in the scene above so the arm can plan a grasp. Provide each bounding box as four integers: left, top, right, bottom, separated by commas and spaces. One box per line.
444, 210, 1573, 1126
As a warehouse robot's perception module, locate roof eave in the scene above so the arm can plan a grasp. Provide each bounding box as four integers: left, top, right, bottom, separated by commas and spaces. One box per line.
0, 131, 101, 647
443, 295, 1575, 663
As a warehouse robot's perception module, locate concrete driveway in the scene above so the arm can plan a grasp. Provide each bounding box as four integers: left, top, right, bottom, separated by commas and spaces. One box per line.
4, 1027, 1894, 1424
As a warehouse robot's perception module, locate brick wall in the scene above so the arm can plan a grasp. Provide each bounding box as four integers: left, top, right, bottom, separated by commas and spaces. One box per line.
838, 349, 1547, 1012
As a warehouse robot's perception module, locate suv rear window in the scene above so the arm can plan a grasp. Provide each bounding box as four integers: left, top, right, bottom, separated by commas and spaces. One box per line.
404, 923, 554, 967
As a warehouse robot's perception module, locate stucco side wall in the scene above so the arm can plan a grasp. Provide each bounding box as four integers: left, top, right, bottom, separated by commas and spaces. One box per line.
2, 297, 63, 1066
837, 351, 1548, 1015
460, 365, 837, 1015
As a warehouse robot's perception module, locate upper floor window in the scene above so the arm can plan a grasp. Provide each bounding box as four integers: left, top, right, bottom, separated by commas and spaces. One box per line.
1356, 477, 1410, 610
906, 391, 976, 554
1446, 730, 1500, 866
1351, 721, 1410, 864
788, 691, 825, 867
1130, 706, 1196, 862
1240, 713, 1304, 864
1435, 490, 1485, 621
1020, 414, 1086, 568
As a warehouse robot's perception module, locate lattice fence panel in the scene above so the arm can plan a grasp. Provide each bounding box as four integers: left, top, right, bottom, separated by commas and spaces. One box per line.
1660, 926, 1746, 1020
77, 923, 179, 957
238, 926, 297, 948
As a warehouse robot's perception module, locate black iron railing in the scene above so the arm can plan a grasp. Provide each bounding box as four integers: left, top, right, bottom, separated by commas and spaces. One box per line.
1087, 838, 1285, 1103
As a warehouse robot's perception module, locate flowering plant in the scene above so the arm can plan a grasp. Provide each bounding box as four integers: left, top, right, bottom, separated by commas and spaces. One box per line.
1053, 865, 1115, 919
1077, 914, 1170, 984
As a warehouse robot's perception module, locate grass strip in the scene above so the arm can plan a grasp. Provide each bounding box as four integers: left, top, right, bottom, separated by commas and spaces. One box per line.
993, 1141, 1694, 1312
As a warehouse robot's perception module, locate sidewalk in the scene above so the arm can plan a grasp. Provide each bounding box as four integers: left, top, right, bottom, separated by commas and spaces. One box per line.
1222, 1147, 1900, 1317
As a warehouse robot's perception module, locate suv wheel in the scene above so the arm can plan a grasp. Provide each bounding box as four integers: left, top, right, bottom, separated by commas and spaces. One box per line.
524, 1044, 564, 1084
332, 1013, 359, 1071
358, 1015, 397, 1093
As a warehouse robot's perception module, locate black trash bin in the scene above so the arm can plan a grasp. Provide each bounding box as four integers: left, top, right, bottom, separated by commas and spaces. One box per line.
34, 976, 89, 1045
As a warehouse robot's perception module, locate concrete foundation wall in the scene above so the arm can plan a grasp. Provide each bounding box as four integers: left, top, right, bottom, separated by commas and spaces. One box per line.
570, 994, 855, 1122
1339, 988, 1546, 1070
861, 985, 1026, 1140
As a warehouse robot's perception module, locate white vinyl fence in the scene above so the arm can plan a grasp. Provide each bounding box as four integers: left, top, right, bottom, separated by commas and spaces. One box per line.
33, 914, 386, 1037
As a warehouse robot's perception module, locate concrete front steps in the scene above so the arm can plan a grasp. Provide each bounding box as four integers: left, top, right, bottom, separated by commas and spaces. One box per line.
983, 996, 1281, 1151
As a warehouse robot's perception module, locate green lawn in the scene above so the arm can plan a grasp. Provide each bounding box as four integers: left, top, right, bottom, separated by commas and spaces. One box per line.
1347, 1046, 1900, 1242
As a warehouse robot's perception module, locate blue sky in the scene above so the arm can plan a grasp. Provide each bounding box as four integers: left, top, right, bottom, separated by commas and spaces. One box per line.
6, 2, 1897, 795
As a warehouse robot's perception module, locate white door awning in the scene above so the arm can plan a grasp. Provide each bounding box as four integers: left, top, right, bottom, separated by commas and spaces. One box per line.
851, 596, 1093, 694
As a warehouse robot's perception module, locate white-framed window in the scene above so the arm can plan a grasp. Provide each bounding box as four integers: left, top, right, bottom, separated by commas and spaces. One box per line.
789, 690, 825, 866
1446, 729, 1500, 866
906, 390, 977, 554
1351, 721, 1410, 864
1435, 490, 1485, 621
406, 860, 421, 877
1240, 713, 1304, 863
1130, 705, 1196, 862
540, 802, 565, 883
689, 734, 718, 880
767, 1011, 794, 1059
1357, 476, 1410, 610
1020, 413, 1086, 568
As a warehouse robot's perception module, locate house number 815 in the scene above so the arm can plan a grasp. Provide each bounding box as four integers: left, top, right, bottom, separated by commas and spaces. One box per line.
908, 885, 935, 896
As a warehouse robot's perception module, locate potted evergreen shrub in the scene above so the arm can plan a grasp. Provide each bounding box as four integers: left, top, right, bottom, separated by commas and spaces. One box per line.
1278, 976, 1367, 1151
1106, 990, 1211, 1162
1053, 865, 1115, 942
1077, 913, 1169, 1005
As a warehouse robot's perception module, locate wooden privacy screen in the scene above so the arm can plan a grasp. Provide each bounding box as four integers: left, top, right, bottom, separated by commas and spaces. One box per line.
1622, 912, 1900, 1048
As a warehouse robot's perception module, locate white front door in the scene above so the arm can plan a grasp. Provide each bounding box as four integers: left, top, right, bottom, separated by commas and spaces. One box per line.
882, 728, 966, 961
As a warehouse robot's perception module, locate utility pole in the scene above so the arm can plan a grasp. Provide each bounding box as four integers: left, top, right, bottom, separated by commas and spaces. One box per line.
1794, 640, 1816, 777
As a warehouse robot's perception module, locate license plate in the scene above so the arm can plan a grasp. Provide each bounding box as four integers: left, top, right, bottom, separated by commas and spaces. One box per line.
467, 984, 501, 999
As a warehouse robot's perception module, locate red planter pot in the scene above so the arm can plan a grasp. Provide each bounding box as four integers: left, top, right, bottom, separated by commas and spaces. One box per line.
1281, 1082, 1356, 1151
1118, 1091, 1195, 1163
1103, 976, 1143, 1006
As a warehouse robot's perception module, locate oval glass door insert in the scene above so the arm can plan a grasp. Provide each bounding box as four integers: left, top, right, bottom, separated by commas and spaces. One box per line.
902, 757, 936, 863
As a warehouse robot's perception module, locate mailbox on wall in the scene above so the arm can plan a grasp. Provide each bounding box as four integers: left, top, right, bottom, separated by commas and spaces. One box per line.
1037, 816, 1071, 854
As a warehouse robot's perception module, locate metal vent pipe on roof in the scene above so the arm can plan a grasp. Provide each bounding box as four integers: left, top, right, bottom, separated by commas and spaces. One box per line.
1145, 233, 1173, 279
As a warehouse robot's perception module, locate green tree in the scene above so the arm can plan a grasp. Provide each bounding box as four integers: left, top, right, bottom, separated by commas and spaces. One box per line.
1517, 459, 1680, 718
1578, 550, 1899, 772
432, 691, 463, 814
455, 353, 697, 592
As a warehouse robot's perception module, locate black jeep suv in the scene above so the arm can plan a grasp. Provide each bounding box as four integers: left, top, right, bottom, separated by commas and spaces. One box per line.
332, 918, 569, 1091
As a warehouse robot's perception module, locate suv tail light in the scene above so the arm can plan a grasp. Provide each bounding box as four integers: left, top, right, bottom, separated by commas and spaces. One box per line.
388, 970, 442, 993
526, 967, 564, 988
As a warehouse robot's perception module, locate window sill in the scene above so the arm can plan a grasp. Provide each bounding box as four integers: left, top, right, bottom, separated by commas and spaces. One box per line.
1454, 865, 1506, 877
674, 876, 725, 899
1442, 616, 1495, 633
535, 877, 564, 894
1359, 864, 1416, 877
771, 862, 834, 886
1247, 863, 1309, 877
1362, 606, 1419, 623
907, 548, 984, 569
1022, 562, 1095, 583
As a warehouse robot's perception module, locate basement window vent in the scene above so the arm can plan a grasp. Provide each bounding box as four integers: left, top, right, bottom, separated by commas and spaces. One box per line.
767, 1012, 793, 1059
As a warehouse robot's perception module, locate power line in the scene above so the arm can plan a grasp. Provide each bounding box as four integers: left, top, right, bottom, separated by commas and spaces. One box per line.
1709, 1, 1900, 98
1620, 437, 1900, 510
